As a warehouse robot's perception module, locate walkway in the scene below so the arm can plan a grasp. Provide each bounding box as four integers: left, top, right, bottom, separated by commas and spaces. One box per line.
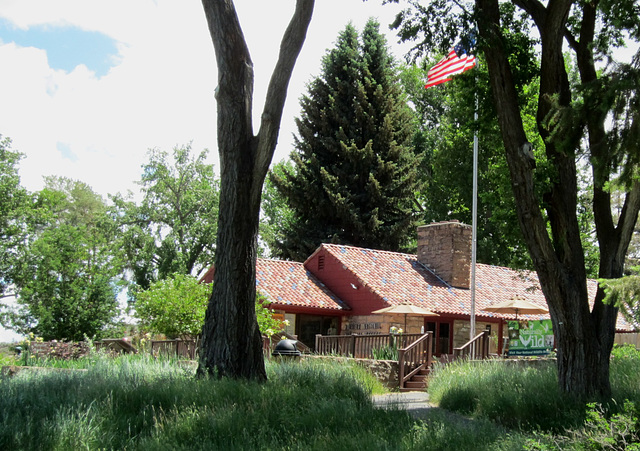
372, 392, 434, 419
372, 391, 475, 425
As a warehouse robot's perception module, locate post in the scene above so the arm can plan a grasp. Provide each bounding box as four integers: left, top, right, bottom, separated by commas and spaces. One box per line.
470, 90, 479, 341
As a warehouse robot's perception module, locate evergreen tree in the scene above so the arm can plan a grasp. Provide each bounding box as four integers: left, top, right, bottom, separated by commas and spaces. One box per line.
269, 19, 421, 260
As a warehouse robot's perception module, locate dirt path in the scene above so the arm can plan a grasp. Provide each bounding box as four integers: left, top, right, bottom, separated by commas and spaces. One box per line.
372, 392, 475, 424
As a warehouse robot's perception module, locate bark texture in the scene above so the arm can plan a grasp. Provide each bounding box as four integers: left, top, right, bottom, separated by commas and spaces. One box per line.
197, 0, 314, 380
477, 0, 640, 397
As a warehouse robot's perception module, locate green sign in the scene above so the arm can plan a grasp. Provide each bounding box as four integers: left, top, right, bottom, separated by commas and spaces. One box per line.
507, 319, 554, 356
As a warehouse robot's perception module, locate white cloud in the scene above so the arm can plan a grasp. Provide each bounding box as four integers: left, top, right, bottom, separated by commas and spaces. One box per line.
0, 1, 408, 197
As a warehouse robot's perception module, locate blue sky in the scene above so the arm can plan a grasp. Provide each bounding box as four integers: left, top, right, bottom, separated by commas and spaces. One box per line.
0, 0, 408, 342
0, 18, 120, 77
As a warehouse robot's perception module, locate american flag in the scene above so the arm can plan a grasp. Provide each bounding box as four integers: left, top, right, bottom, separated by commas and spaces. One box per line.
424, 41, 476, 89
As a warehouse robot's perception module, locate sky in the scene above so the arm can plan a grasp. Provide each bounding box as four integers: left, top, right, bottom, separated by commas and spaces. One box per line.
0, 0, 411, 199
0, 0, 412, 342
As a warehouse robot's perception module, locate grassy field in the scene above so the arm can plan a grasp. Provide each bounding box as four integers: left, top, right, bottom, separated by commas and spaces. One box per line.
1, 346, 639, 450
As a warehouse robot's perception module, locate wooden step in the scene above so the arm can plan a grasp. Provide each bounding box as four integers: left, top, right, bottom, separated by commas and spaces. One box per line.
401, 381, 427, 391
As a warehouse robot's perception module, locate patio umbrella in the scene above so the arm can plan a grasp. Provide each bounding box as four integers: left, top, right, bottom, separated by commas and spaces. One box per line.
372, 302, 439, 331
482, 295, 548, 320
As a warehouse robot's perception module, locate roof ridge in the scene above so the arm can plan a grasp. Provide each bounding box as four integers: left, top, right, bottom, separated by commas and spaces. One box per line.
320, 243, 417, 259
258, 257, 303, 264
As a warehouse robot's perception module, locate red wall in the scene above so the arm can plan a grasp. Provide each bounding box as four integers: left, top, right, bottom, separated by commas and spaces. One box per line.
305, 248, 387, 316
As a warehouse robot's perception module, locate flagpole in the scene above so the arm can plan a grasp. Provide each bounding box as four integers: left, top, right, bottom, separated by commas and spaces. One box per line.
422, 35, 478, 343
470, 88, 478, 342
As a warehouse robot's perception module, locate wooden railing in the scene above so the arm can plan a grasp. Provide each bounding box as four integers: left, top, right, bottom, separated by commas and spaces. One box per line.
453, 330, 490, 360
151, 339, 200, 360
315, 333, 423, 359
398, 332, 433, 390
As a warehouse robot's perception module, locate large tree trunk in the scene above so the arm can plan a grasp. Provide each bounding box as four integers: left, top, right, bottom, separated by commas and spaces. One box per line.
477, 0, 640, 398
197, 0, 314, 380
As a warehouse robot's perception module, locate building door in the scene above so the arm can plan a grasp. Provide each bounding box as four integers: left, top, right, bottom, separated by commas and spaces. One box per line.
438, 322, 451, 355
296, 315, 337, 350
425, 320, 452, 356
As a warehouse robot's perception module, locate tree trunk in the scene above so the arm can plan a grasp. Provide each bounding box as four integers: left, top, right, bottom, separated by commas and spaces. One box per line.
477, 0, 640, 398
197, 0, 314, 380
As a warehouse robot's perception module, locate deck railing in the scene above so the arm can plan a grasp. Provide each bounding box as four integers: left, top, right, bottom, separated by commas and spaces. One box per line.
315, 333, 423, 359
398, 332, 433, 390
453, 330, 490, 360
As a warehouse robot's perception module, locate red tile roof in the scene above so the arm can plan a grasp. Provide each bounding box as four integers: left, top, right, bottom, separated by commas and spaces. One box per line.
319, 243, 634, 331
256, 258, 348, 311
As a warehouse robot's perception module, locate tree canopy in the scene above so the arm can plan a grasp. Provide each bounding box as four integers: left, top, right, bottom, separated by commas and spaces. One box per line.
0, 136, 29, 300
135, 272, 287, 340
268, 19, 421, 260
390, 0, 640, 397
9, 177, 123, 341
112, 144, 219, 291
398, 13, 541, 269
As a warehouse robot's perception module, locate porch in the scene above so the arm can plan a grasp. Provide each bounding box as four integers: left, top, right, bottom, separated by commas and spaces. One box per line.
315, 330, 491, 391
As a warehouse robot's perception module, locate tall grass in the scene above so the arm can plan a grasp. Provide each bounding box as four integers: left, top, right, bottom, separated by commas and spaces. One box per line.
6, 348, 639, 450
427, 359, 586, 432
428, 345, 640, 436
0, 353, 529, 450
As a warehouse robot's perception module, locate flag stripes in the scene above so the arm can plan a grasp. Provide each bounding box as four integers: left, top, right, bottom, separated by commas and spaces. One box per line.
424, 49, 476, 88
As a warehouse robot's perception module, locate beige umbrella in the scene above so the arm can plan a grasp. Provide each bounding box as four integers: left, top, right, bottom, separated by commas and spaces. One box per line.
482, 295, 549, 320
372, 302, 439, 331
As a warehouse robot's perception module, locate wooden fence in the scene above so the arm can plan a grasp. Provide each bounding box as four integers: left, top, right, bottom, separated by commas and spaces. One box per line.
151, 339, 200, 360
314, 333, 423, 359
150, 335, 297, 360
615, 333, 640, 348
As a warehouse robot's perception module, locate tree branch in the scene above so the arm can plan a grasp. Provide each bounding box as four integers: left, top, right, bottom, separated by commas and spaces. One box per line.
256, 0, 315, 186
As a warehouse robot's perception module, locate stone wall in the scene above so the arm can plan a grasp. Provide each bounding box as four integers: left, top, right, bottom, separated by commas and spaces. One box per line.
342, 314, 426, 335
417, 221, 471, 288
453, 320, 501, 354
306, 355, 400, 389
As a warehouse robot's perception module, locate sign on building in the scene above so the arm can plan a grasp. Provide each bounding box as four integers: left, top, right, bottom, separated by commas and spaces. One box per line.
507, 319, 554, 357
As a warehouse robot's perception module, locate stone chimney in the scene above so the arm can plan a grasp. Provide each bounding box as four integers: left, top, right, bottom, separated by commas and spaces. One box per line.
417, 221, 471, 289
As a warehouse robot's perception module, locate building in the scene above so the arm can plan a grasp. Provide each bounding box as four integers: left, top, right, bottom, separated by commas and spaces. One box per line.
201, 221, 635, 355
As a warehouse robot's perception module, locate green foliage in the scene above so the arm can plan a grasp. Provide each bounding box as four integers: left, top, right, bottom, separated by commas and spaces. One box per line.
258, 160, 295, 257
371, 345, 399, 360
134, 274, 285, 339
428, 351, 640, 437
600, 271, 640, 328
0, 136, 29, 299
255, 294, 286, 337
394, 3, 564, 270
112, 144, 219, 291
576, 400, 640, 449
134, 273, 211, 339
268, 19, 422, 260
8, 178, 123, 341
0, 341, 18, 366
